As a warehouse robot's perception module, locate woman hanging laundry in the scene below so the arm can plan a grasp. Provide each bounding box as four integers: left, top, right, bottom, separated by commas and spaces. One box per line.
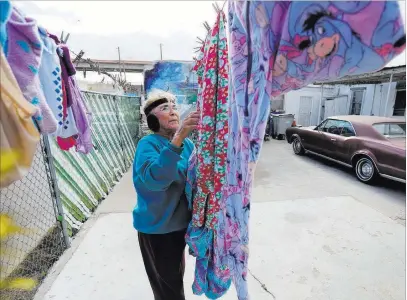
132, 90, 199, 300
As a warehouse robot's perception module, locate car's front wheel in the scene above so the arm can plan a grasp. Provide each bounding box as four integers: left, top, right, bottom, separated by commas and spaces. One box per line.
355, 156, 377, 184
292, 137, 305, 155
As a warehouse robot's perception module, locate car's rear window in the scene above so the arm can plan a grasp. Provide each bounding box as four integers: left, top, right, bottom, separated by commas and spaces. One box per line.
373, 123, 406, 138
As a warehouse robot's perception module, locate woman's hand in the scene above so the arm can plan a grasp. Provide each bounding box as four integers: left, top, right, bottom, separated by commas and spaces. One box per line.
171, 111, 200, 147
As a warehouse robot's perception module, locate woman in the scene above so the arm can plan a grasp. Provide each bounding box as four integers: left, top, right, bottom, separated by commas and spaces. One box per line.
133, 90, 199, 300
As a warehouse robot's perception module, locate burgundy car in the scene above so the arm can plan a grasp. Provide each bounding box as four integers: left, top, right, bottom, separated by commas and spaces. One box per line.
286, 116, 406, 184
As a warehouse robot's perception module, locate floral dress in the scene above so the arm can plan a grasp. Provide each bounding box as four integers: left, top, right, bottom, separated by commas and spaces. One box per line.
185, 11, 232, 299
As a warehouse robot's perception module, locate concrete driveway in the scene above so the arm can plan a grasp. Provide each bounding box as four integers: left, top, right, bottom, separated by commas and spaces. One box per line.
35, 139, 406, 300
254, 139, 406, 225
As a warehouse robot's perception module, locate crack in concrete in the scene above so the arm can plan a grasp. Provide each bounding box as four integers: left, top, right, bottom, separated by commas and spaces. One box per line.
248, 268, 276, 299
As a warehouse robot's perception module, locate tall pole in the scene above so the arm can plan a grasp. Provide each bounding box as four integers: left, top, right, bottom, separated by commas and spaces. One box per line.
117, 47, 122, 81
160, 43, 163, 60
43, 135, 71, 248
384, 73, 394, 116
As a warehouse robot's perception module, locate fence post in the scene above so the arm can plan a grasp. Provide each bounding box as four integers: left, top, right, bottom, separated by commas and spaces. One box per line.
42, 135, 71, 248
114, 95, 126, 170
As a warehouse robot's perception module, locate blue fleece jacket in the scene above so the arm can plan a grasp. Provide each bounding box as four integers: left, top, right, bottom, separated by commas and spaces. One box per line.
132, 134, 194, 234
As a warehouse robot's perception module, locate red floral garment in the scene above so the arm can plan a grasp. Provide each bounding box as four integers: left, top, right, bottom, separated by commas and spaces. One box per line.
192, 12, 229, 229
185, 11, 232, 298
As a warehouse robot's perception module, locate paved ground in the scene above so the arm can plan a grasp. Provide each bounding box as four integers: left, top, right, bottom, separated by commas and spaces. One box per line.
35, 139, 406, 300
254, 139, 406, 225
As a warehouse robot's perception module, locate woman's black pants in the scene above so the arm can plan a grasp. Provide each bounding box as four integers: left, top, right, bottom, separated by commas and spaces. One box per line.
138, 229, 186, 300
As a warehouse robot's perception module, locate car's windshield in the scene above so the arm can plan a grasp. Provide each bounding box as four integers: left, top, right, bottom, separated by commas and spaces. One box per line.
373, 123, 406, 138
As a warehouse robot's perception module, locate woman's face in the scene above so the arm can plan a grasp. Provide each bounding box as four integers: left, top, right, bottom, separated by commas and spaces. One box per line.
152, 101, 180, 132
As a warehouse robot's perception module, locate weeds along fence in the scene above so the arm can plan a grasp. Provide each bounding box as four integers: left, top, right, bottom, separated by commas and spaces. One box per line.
0, 91, 141, 300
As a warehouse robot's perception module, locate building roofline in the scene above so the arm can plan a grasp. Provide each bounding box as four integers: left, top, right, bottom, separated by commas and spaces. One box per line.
314, 65, 406, 85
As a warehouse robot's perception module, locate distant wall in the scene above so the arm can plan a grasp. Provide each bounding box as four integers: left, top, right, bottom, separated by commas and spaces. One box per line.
284, 86, 334, 126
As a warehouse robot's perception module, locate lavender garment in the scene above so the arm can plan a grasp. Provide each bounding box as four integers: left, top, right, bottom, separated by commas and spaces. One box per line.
6, 6, 58, 134
68, 76, 93, 154
222, 1, 406, 299
60, 44, 76, 76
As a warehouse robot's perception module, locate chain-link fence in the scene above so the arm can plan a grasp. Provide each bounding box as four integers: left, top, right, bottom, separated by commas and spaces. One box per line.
0, 92, 141, 300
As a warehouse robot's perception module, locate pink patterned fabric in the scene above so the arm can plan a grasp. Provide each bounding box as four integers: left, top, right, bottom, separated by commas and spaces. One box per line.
220, 1, 405, 299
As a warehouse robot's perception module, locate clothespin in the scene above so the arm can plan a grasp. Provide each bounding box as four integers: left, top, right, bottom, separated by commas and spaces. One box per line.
203, 21, 211, 33
196, 37, 205, 45
60, 31, 70, 44
212, 2, 220, 13
221, 0, 227, 12
64, 33, 70, 44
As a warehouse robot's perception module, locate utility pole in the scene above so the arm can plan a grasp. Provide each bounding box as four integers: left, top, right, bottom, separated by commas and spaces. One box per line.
160, 43, 163, 60
117, 46, 122, 81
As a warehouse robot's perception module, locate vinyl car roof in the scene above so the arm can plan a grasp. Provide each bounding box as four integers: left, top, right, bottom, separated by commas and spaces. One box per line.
329, 115, 406, 126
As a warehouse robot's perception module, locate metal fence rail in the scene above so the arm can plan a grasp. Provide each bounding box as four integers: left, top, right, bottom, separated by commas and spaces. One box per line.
0, 92, 141, 299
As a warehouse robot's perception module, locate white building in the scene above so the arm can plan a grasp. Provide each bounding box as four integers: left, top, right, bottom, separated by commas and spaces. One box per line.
283, 65, 406, 127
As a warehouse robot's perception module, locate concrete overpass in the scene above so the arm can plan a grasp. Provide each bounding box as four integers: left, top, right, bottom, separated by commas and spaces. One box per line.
74, 59, 194, 73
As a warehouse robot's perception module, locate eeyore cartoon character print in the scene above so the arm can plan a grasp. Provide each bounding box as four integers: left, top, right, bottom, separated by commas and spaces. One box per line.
222, 1, 405, 299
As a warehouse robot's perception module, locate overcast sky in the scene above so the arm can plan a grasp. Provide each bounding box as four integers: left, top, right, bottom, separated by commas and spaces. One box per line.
15, 1, 406, 84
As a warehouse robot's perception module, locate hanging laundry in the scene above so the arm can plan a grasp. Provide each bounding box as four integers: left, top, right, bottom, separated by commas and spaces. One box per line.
56, 78, 78, 150
48, 34, 76, 107
56, 136, 77, 151
0, 46, 40, 188
185, 11, 231, 299
47, 32, 93, 153
5, 6, 58, 134
0, 0, 11, 49
68, 76, 93, 154
38, 26, 65, 135
221, 1, 406, 299
47, 31, 93, 152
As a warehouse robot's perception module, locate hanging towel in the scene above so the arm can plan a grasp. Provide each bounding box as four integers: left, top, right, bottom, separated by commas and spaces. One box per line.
0, 46, 40, 188
38, 26, 64, 135
45, 33, 79, 140
223, 1, 406, 299
5, 6, 58, 134
59, 76, 79, 139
